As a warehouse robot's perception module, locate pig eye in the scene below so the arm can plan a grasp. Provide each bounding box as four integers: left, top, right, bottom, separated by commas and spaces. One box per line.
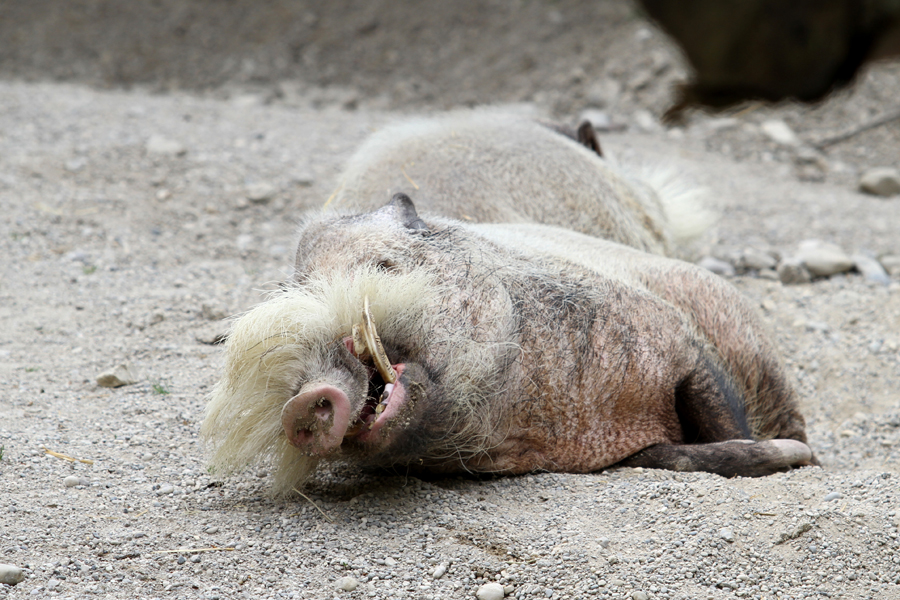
375, 259, 398, 273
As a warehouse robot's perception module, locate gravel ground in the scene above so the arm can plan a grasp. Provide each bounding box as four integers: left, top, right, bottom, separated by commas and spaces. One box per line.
2, 3, 900, 599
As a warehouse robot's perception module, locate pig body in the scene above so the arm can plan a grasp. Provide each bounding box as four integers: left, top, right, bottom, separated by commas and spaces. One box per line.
203, 115, 812, 496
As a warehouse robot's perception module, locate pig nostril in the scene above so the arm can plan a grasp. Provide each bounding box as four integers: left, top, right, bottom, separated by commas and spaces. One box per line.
313, 398, 333, 421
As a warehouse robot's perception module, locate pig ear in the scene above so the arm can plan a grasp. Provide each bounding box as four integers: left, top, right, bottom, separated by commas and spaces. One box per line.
576, 120, 603, 157
389, 193, 429, 231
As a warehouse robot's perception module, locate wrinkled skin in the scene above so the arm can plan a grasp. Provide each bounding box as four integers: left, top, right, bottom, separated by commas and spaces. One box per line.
279, 194, 815, 479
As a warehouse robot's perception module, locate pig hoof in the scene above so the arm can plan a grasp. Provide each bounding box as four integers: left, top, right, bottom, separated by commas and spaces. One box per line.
282, 384, 351, 455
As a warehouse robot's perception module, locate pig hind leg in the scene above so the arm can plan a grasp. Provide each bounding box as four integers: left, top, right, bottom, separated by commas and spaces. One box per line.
617, 439, 813, 477
619, 359, 813, 477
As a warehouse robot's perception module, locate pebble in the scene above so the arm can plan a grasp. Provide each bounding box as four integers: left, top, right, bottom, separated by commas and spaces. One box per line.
337, 576, 359, 592
824, 491, 843, 502
741, 248, 777, 271
718, 527, 736, 543
584, 78, 622, 109
432, 564, 448, 579
156, 483, 175, 496
96, 363, 140, 388
0, 564, 25, 585
63, 475, 81, 488
795, 240, 854, 277
246, 182, 277, 204
475, 582, 505, 600
859, 167, 900, 197
204, 526, 219, 534
880, 254, 900, 276
697, 256, 735, 277
146, 134, 187, 157
190, 554, 201, 564
852, 254, 890, 285
777, 257, 811, 284
761, 120, 800, 146
632, 592, 650, 600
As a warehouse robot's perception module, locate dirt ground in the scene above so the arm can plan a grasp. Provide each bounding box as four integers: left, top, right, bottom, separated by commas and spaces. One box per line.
1, 2, 899, 599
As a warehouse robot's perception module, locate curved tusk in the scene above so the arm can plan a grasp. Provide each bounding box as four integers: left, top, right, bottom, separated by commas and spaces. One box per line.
362, 296, 397, 384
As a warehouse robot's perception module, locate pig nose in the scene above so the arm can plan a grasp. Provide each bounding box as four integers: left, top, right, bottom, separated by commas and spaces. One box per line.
281, 383, 351, 455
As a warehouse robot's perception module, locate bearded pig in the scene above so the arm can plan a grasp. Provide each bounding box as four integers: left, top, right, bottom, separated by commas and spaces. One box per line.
202, 114, 814, 496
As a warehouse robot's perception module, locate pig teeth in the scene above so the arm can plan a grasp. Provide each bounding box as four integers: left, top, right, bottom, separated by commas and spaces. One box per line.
362, 296, 397, 384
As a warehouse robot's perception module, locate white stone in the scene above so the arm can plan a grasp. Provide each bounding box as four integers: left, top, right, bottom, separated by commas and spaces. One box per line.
146, 134, 186, 156
761, 120, 800, 146
475, 582, 505, 600
96, 363, 139, 388
0, 564, 25, 585
336, 576, 358, 592
64, 475, 81, 488
432, 564, 448, 579
880, 254, 900, 276
719, 527, 736, 542
852, 254, 890, 284
859, 167, 900, 197
795, 240, 853, 277
246, 182, 277, 203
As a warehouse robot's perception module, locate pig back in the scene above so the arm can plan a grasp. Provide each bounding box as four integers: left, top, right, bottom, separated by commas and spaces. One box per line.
330, 111, 676, 254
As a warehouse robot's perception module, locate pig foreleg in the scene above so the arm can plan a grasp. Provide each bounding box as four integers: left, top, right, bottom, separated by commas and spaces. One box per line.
615, 439, 814, 478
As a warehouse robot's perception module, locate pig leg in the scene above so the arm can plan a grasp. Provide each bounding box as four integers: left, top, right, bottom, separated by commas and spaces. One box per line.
616, 439, 814, 477
617, 359, 815, 477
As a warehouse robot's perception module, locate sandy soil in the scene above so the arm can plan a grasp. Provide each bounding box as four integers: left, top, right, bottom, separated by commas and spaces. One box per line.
1, 2, 900, 599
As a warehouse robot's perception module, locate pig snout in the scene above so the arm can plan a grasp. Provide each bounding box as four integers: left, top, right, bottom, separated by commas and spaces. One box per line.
282, 383, 352, 455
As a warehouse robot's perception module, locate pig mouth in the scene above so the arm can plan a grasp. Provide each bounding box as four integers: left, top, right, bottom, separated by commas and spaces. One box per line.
343, 353, 408, 442
281, 297, 412, 454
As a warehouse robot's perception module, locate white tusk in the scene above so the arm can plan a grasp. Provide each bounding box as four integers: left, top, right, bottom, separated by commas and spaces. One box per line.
362, 296, 397, 384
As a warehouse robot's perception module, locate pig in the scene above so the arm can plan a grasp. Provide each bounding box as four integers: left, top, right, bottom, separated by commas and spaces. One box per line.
326, 111, 713, 257
202, 114, 814, 497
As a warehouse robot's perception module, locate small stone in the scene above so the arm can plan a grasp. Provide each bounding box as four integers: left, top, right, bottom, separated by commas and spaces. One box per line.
879, 254, 900, 276
761, 120, 800, 146
246, 182, 277, 204
585, 78, 622, 109
0, 564, 25, 585
795, 240, 854, 277
337, 576, 358, 592
852, 254, 890, 285
177, 556, 186, 565
96, 363, 140, 388
190, 554, 201, 564
697, 256, 736, 277
859, 167, 900, 197
475, 582, 505, 600
606, 555, 620, 565
157, 484, 175, 496
204, 526, 219, 535
201, 303, 229, 321
777, 257, 811, 284
824, 492, 843, 502
64, 475, 81, 488
610, 578, 626, 587
742, 248, 777, 271
718, 527, 735, 542
432, 564, 448, 579
146, 135, 187, 157
633, 592, 650, 600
